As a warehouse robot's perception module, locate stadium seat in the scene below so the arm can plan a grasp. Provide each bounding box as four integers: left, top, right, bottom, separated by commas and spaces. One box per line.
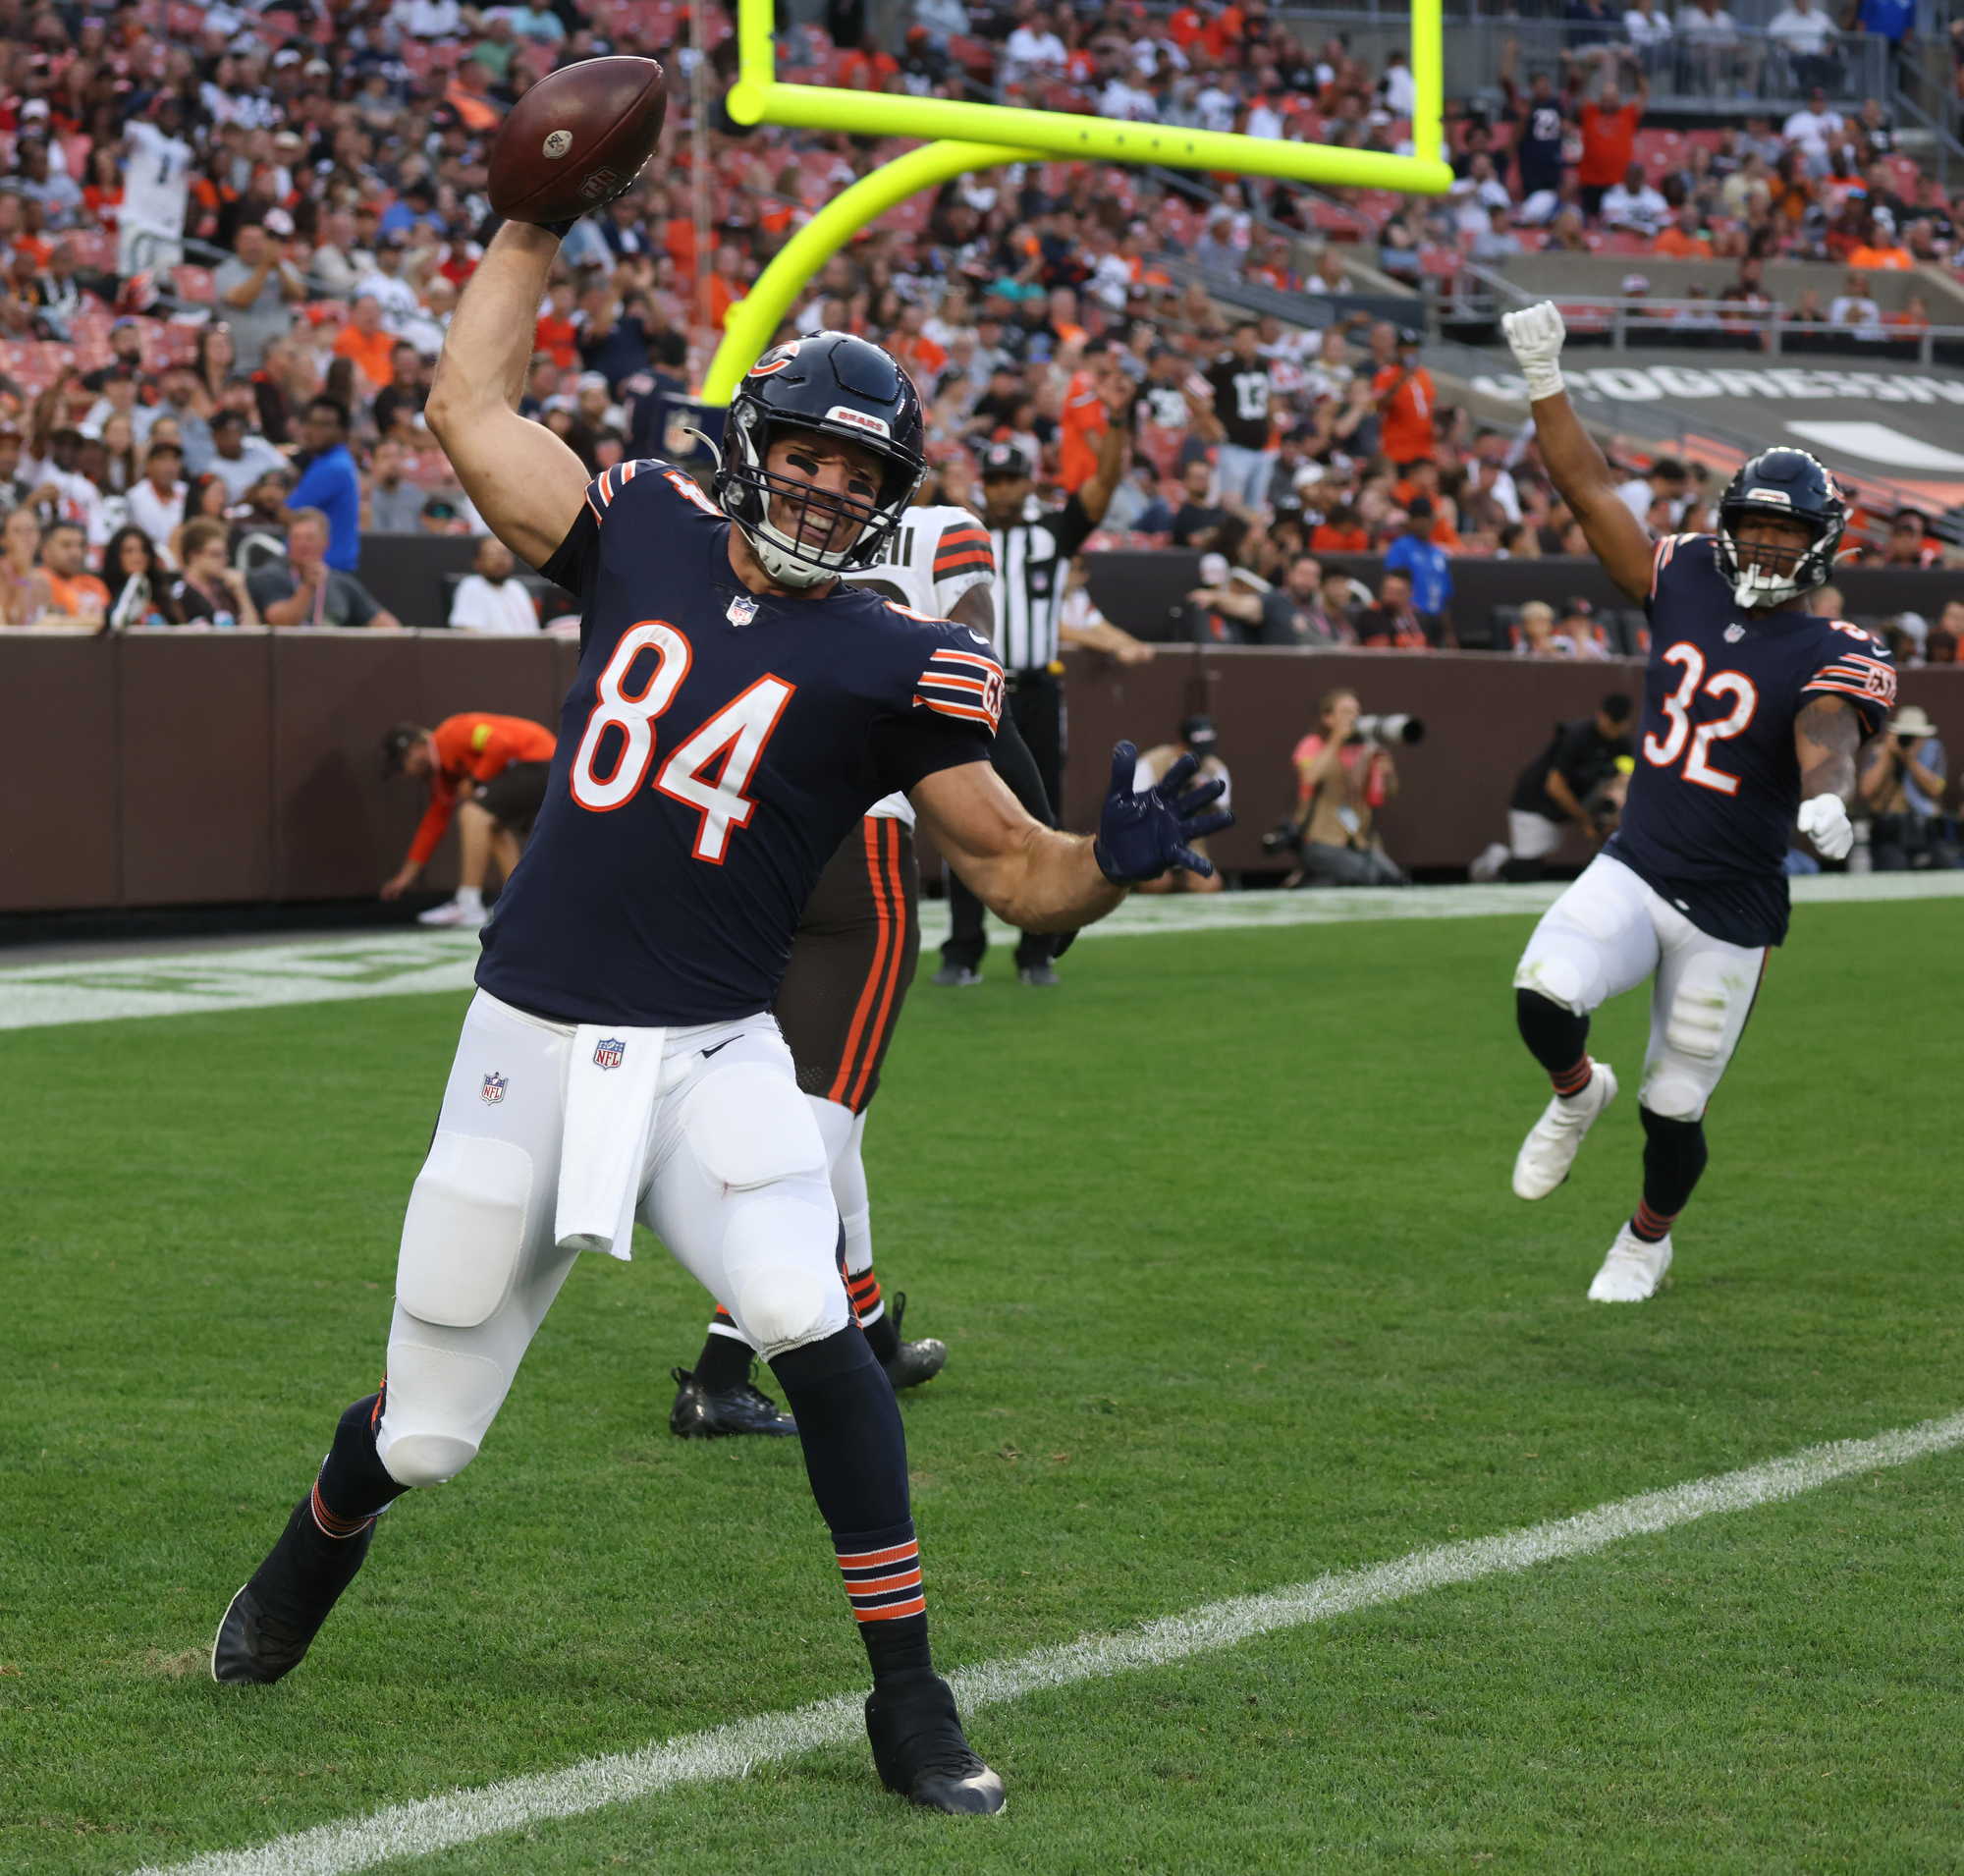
173, 265, 216, 303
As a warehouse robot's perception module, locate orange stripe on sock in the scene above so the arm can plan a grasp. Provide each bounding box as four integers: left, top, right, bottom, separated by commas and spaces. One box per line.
852, 1595, 927, 1623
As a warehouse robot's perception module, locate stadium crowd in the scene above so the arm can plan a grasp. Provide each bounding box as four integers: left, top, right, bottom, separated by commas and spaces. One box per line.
0, 0, 1958, 651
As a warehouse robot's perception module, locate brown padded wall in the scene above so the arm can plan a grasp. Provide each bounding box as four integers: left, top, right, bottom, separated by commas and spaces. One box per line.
118, 631, 273, 905
0, 635, 1957, 912
0, 634, 119, 910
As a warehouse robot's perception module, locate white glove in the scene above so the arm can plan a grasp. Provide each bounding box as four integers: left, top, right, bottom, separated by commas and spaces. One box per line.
1798, 793, 1854, 859
1500, 300, 1567, 403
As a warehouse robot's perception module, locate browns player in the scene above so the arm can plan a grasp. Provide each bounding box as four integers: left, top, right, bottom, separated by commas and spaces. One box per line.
208, 221, 1229, 1821
668, 498, 1019, 1435
1501, 302, 1894, 1302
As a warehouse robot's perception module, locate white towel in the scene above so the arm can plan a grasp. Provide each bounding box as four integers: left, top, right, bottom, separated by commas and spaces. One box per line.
555, 1023, 667, 1260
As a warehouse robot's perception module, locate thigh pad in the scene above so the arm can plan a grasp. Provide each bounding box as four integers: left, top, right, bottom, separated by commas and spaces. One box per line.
396, 1131, 535, 1329
682, 1054, 828, 1191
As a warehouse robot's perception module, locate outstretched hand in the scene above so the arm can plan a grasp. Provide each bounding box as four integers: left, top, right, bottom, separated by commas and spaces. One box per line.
1093, 742, 1233, 885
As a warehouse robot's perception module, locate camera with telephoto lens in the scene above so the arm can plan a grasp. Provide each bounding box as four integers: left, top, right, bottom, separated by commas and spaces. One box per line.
1348, 713, 1425, 745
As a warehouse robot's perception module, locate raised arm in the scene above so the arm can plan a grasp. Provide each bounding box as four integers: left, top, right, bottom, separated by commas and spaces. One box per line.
1501, 302, 1656, 600
425, 223, 589, 571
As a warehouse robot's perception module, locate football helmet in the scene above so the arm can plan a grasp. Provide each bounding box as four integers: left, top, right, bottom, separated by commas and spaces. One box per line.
715, 332, 926, 589
1713, 447, 1845, 611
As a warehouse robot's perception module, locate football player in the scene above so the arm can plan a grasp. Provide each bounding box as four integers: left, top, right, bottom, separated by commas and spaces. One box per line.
669, 493, 1055, 1434
1500, 302, 1894, 1302
209, 223, 1230, 1822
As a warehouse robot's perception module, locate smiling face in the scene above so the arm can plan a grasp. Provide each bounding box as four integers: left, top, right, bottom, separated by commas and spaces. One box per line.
762, 429, 884, 559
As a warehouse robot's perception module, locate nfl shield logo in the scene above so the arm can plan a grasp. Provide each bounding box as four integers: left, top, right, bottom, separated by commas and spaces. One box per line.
593, 1036, 627, 1071
727, 594, 759, 627
481, 1072, 507, 1104
1724, 623, 1745, 642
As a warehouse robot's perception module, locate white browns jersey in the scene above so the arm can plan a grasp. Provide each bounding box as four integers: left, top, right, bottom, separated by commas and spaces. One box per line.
844, 505, 998, 826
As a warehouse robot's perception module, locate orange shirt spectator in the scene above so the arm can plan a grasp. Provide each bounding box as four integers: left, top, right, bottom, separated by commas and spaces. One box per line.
708, 269, 746, 332
1578, 94, 1643, 191
1201, 3, 1244, 60
1310, 521, 1371, 553
406, 713, 559, 868
1167, 4, 1205, 47
333, 318, 396, 390
1650, 225, 1708, 257
889, 331, 948, 384
535, 309, 579, 369
44, 567, 110, 617
838, 43, 900, 89
665, 215, 696, 280
1057, 368, 1108, 493
1846, 240, 1912, 271
1373, 359, 1438, 466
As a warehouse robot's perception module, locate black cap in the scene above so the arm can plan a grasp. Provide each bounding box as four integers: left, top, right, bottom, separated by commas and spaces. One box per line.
980, 440, 1033, 480
1397, 326, 1422, 348
1179, 714, 1218, 752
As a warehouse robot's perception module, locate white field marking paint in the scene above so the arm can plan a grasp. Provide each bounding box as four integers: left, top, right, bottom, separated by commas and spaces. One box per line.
7, 871, 1960, 1034
132, 1407, 1964, 1876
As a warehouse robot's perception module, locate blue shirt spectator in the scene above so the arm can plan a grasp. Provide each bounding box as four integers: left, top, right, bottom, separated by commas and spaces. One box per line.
1384, 506, 1454, 620
287, 395, 362, 571
1851, 0, 1912, 42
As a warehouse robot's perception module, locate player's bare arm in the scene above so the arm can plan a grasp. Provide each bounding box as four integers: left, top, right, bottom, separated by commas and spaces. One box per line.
911, 740, 1230, 932
1501, 302, 1656, 600
1796, 693, 1861, 804
425, 222, 589, 570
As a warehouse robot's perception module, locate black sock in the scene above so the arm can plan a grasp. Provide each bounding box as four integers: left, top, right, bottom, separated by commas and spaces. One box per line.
1636, 1106, 1708, 1239
312, 1393, 409, 1539
1499, 855, 1545, 883
771, 1327, 928, 1683
693, 1324, 754, 1394
862, 1311, 900, 1365
1517, 988, 1592, 1089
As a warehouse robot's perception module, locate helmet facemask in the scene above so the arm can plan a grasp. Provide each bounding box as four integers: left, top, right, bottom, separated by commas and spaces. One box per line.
1715, 508, 1831, 611
722, 405, 918, 589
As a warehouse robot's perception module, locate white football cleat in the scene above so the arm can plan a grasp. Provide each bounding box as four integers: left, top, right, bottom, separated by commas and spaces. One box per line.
1588, 1222, 1672, 1302
1469, 842, 1510, 883
1512, 1061, 1617, 1199
417, 897, 487, 929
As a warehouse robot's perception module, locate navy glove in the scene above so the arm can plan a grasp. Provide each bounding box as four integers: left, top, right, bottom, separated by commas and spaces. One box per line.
1093, 742, 1233, 885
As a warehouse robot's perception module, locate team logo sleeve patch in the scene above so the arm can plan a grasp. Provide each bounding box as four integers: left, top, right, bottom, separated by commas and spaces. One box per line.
1803, 639, 1897, 726
912, 644, 1004, 731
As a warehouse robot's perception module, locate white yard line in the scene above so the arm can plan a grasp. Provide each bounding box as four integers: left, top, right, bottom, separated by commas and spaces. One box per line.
130, 1407, 1964, 1876
6, 872, 1958, 1035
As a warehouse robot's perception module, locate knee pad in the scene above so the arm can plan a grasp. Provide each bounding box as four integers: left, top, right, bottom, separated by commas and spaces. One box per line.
685, 1065, 827, 1191
724, 1192, 850, 1353
1639, 1066, 1709, 1123
1512, 941, 1590, 1016
396, 1132, 535, 1329
374, 1339, 508, 1484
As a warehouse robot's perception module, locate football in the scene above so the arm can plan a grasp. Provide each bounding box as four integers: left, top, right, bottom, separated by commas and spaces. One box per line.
487, 55, 667, 229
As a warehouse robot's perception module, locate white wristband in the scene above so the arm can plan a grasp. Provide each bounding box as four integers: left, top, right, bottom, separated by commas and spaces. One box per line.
1520, 360, 1564, 402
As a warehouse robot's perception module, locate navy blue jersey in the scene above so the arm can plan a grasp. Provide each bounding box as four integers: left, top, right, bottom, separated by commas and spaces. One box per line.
475, 461, 1002, 1024
1608, 532, 1895, 948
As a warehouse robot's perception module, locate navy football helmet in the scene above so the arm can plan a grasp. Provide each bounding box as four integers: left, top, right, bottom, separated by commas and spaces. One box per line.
1714, 447, 1846, 611
715, 332, 926, 588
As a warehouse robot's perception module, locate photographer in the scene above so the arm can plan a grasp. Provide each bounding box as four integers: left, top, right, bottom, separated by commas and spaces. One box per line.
1861, 704, 1955, 870
1132, 717, 1230, 894
1471, 693, 1635, 882
1282, 689, 1407, 887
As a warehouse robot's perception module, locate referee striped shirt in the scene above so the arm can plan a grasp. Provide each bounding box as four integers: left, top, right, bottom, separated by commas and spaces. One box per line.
991, 492, 1098, 673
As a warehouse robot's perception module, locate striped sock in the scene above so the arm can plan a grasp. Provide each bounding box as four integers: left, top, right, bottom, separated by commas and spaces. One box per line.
310, 1390, 407, 1541
836, 1517, 931, 1680
1551, 1054, 1595, 1098
1631, 1199, 1676, 1243
846, 1258, 883, 1328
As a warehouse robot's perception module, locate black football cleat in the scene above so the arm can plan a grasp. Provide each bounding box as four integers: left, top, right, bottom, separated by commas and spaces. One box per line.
865, 1669, 1005, 1814
669, 1365, 798, 1438
881, 1294, 947, 1392
930, 964, 983, 987
212, 1495, 374, 1685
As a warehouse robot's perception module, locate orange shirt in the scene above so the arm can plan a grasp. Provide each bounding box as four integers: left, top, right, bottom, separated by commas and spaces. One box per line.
708, 272, 746, 332
1167, 5, 1204, 46
334, 323, 396, 390
43, 570, 109, 617
838, 46, 899, 89
408, 713, 559, 867
1310, 523, 1371, 553
1846, 243, 1911, 271
1057, 368, 1107, 492
1201, 3, 1243, 60
1373, 363, 1437, 465
1578, 100, 1641, 189
890, 332, 948, 383
665, 215, 696, 279
534, 312, 579, 369
1649, 226, 1708, 257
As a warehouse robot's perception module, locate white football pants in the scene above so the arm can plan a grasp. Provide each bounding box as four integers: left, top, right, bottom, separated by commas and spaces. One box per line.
1513, 853, 1767, 1124
374, 991, 847, 1490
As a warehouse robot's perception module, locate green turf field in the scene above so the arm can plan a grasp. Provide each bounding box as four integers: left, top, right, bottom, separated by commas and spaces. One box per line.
4, 903, 1963, 1874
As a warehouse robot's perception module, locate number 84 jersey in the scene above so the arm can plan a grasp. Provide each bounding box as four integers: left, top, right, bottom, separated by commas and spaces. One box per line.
1607, 532, 1895, 949
475, 462, 1002, 1026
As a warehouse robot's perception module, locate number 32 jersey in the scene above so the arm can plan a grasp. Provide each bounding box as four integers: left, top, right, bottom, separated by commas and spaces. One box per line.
1608, 531, 1895, 948
475, 462, 1003, 1026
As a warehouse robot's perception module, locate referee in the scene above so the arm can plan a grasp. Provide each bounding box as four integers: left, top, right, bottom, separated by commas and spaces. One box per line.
936, 404, 1130, 985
